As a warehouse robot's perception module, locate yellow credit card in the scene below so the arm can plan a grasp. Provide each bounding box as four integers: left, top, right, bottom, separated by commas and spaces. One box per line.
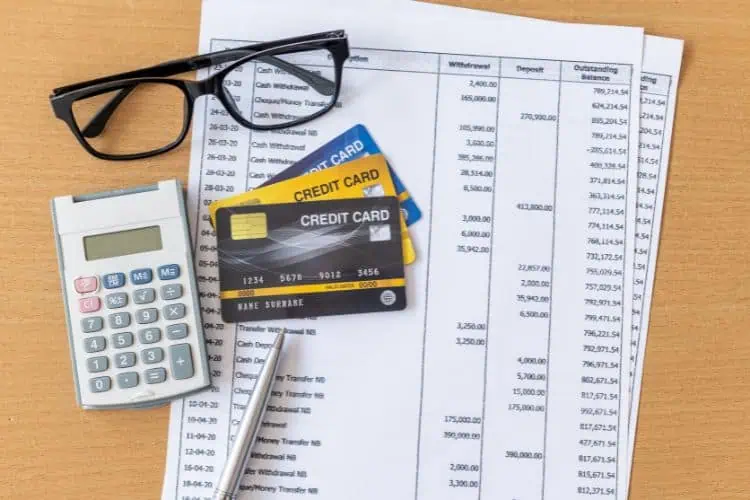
209, 154, 416, 265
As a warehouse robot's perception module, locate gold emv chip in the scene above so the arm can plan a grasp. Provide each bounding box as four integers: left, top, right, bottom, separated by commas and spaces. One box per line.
230, 213, 268, 240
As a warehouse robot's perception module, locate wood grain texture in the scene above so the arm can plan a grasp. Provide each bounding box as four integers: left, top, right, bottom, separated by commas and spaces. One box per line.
0, 1, 747, 498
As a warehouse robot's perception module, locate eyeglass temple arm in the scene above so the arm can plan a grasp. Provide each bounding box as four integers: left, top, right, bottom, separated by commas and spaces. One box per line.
54, 30, 344, 95
82, 52, 335, 138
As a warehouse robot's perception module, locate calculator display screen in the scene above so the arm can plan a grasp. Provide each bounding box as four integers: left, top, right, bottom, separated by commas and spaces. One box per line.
83, 226, 163, 261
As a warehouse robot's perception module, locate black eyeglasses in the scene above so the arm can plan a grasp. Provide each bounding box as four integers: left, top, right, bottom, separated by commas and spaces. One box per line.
50, 30, 349, 161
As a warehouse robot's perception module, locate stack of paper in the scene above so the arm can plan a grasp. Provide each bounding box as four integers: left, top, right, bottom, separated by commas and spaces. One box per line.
162, 1, 682, 498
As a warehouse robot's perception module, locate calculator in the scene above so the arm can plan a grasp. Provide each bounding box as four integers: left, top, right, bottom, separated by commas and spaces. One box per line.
51, 180, 210, 409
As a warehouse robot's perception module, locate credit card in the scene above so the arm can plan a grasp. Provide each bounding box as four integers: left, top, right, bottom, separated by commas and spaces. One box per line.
260, 124, 423, 226
216, 197, 407, 322
209, 154, 416, 265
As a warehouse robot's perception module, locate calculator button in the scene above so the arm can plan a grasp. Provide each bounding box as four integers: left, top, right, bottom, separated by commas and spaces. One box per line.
166, 323, 189, 340
158, 264, 180, 280
81, 316, 103, 333
164, 303, 186, 321
105, 292, 128, 309
108, 312, 132, 329
74, 276, 98, 294
115, 352, 137, 369
103, 272, 126, 289
160, 284, 183, 300
79, 297, 101, 313
116, 372, 139, 389
112, 332, 134, 349
90, 376, 111, 393
142, 347, 164, 364
133, 288, 156, 305
130, 268, 153, 285
136, 308, 159, 324
83, 336, 106, 353
145, 368, 167, 384
87, 356, 109, 373
169, 344, 194, 380
139, 328, 161, 344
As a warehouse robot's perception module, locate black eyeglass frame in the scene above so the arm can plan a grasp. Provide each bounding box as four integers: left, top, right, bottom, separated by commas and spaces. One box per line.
50, 30, 349, 161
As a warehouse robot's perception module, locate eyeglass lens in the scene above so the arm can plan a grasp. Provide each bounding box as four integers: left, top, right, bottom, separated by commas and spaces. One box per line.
71, 82, 187, 156
221, 48, 337, 127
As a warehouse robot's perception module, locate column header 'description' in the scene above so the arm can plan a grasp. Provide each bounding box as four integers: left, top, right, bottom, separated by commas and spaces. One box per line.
346, 48, 440, 73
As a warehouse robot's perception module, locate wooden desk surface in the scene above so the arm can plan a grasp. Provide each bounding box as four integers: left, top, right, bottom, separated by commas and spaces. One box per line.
1, 1, 748, 498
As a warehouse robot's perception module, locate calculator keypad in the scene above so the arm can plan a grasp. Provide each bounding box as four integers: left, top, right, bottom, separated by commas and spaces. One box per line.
75, 264, 194, 395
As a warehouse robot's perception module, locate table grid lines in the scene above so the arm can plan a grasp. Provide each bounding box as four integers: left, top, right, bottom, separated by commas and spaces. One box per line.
540, 61, 563, 500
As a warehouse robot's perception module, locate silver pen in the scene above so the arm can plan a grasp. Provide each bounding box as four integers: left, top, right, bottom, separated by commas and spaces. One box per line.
212, 333, 285, 500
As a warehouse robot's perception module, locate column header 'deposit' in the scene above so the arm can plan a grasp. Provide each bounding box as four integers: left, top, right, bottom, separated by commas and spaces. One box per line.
501, 59, 561, 81
561, 62, 632, 85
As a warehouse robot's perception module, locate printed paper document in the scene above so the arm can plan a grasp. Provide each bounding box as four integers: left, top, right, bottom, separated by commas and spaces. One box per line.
163, 1, 645, 499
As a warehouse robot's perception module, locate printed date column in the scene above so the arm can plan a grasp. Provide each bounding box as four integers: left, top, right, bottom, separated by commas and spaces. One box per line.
177, 38, 255, 500
416, 55, 500, 500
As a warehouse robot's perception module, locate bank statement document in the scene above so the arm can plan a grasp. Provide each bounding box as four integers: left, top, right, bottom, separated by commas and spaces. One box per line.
163, 1, 644, 499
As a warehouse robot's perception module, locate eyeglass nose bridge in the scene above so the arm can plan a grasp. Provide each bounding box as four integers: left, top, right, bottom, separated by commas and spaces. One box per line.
185, 78, 217, 101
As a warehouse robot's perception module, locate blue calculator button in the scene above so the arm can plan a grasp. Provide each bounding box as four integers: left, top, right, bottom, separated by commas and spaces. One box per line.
103, 272, 126, 289
130, 268, 153, 285
158, 264, 180, 280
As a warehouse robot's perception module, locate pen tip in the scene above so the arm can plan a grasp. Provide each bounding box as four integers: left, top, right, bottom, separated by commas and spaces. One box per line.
273, 332, 285, 350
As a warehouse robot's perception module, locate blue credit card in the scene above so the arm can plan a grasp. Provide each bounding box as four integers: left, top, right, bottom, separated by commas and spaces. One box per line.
260, 124, 423, 226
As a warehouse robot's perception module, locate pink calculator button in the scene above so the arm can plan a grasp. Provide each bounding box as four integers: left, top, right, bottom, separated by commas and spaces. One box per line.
79, 297, 101, 313
74, 276, 98, 294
